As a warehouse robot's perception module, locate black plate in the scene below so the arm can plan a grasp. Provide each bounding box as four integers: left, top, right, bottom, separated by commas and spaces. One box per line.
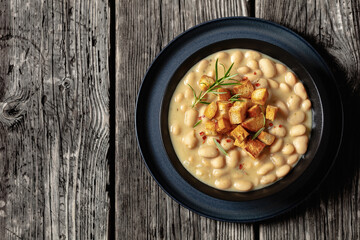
135, 17, 343, 222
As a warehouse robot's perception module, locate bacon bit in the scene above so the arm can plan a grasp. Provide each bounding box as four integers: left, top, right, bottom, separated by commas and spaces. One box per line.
279, 124, 283, 128
242, 76, 248, 80
216, 139, 221, 143
198, 116, 202, 120
269, 123, 273, 127
254, 72, 257, 75
255, 83, 260, 87
202, 115, 205, 118
239, 163, 243, 170
226, 139, 232, 143
199, 131, 205, 136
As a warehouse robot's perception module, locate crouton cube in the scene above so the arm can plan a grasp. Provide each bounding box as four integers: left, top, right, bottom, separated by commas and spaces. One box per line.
239, 98, 254, 108
230, 125, 249, 143
241, 115, 264, 132
234, 138, 247, 148
215, 101, 232, 119
229, 101, 248, 124
216, 117, 232, 134
233, 80, 255, 98
251, 88, 269, 105
243, 139, 266, 159
199, 75, 215, 91
205, 121, 217, 136
204, 101, 218, 119
247, 105, 262, 117
216, 88, 231, 101
265, 105, 279, 121
257, 131, 276, 145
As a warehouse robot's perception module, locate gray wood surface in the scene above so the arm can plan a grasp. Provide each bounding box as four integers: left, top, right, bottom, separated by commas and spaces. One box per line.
0, 0, 110, 239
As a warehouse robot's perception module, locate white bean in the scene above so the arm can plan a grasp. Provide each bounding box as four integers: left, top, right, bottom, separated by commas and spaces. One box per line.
211, 156, 225, 169
214, 178, 232, 189
270, 138, 283, 153
269, 125, 287, 137
287, 110, 305, 125
259, 58, 276, 78
216, 52, 229, 62
175, 93, 184, 103
184, 109, 198, 127
226, 150, 240, 168
184, 72, 196, 86
254, 78, 268, 89
233, 180, 253, 191
244, 69, 262, 81
276, 165, 291, 178
257, 162, 275, 176
275, 63, 287, 74
237, 66, 250, 74
301, 99, 312, 111
198, 145, 219, 158
201, 158, 211, 167
268, 79, 279, 89
285, 72, 297, 86
260, 174, 277, 185
282, 143, 295, 155
196, 60, 209, 73
182, 131, 198, 149
184, 88, 192, 99
245, 50, 261, 60
221, 138, 234, 151
180, 104, 187, 112
294, 82, 308, 100
293, 136, 309, 154
231, 51, 243, 64
246, 59, 259, 69
287, 94, 301, 111
275, 100, 289, 116
212, 169, 228, 178
290, 124, 306, 137
170, 124, 181, 135
270, 154, 284, 166
287, 153, 299, 165
279, 83, 291, 93
195, 169, 204, 176
206, 136, 220, 146
207, 70, 215, 78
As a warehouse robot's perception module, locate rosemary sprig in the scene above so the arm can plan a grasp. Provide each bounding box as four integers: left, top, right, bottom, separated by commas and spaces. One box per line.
213, 138, 228, 156
193, 120, 202, 128
229, 94, 245, 103
252, 127, 265, 140
188, 59, 239, 108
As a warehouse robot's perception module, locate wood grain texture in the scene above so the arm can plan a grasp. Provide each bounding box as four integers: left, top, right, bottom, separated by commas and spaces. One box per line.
0, 0, 110, 239
256, 0, 360, 239
115, 0, 254, 239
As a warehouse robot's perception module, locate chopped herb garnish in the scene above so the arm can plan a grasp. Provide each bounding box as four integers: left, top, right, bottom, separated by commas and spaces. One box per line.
193, 120, 202, 128
188, 59, 239, 108
252, 127, 265, 140
213, 138, 228, 155
229, 94, 245, 103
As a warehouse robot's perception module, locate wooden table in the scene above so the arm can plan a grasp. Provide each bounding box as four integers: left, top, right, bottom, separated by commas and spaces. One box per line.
0, 0, 359, 239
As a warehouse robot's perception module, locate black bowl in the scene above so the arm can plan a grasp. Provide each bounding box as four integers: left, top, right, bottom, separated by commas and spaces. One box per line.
136, 17, 343, 222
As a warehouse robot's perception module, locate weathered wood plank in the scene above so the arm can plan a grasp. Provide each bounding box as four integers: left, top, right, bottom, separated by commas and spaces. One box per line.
0, 0, 110, 239
256, 0, 360, 239
116, 0, 254, 239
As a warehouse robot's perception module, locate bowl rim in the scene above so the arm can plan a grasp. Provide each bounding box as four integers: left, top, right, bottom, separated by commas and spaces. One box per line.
135, 16, 344, 222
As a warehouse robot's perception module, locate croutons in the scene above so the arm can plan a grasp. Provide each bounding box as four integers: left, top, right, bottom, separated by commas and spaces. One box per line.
205, 121, 217, 136
251, 88, 269, 105
241, 115, 264, 132
229, 101, 248, 124
265, 105, 279, 121
215, 101, 232, 119
199, 75, 215, 91
216, 117, 232, 134
230, 125, 249, 143
217, 88, 231, 101
232, 80, 254, 98
243, 139, 266, 159
257, 131, 276, 145
204, 101, 217, 119
247, 105, 262, 117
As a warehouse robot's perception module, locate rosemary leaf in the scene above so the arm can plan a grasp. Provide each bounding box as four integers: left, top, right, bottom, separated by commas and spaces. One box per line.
252, 127, 265, 140
193, 120, 202, 128
213, 138, 228, 156
199, 101, 210, 105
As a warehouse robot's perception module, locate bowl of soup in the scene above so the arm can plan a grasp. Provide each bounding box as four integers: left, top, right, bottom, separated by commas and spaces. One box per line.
136, 17, 343, 221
